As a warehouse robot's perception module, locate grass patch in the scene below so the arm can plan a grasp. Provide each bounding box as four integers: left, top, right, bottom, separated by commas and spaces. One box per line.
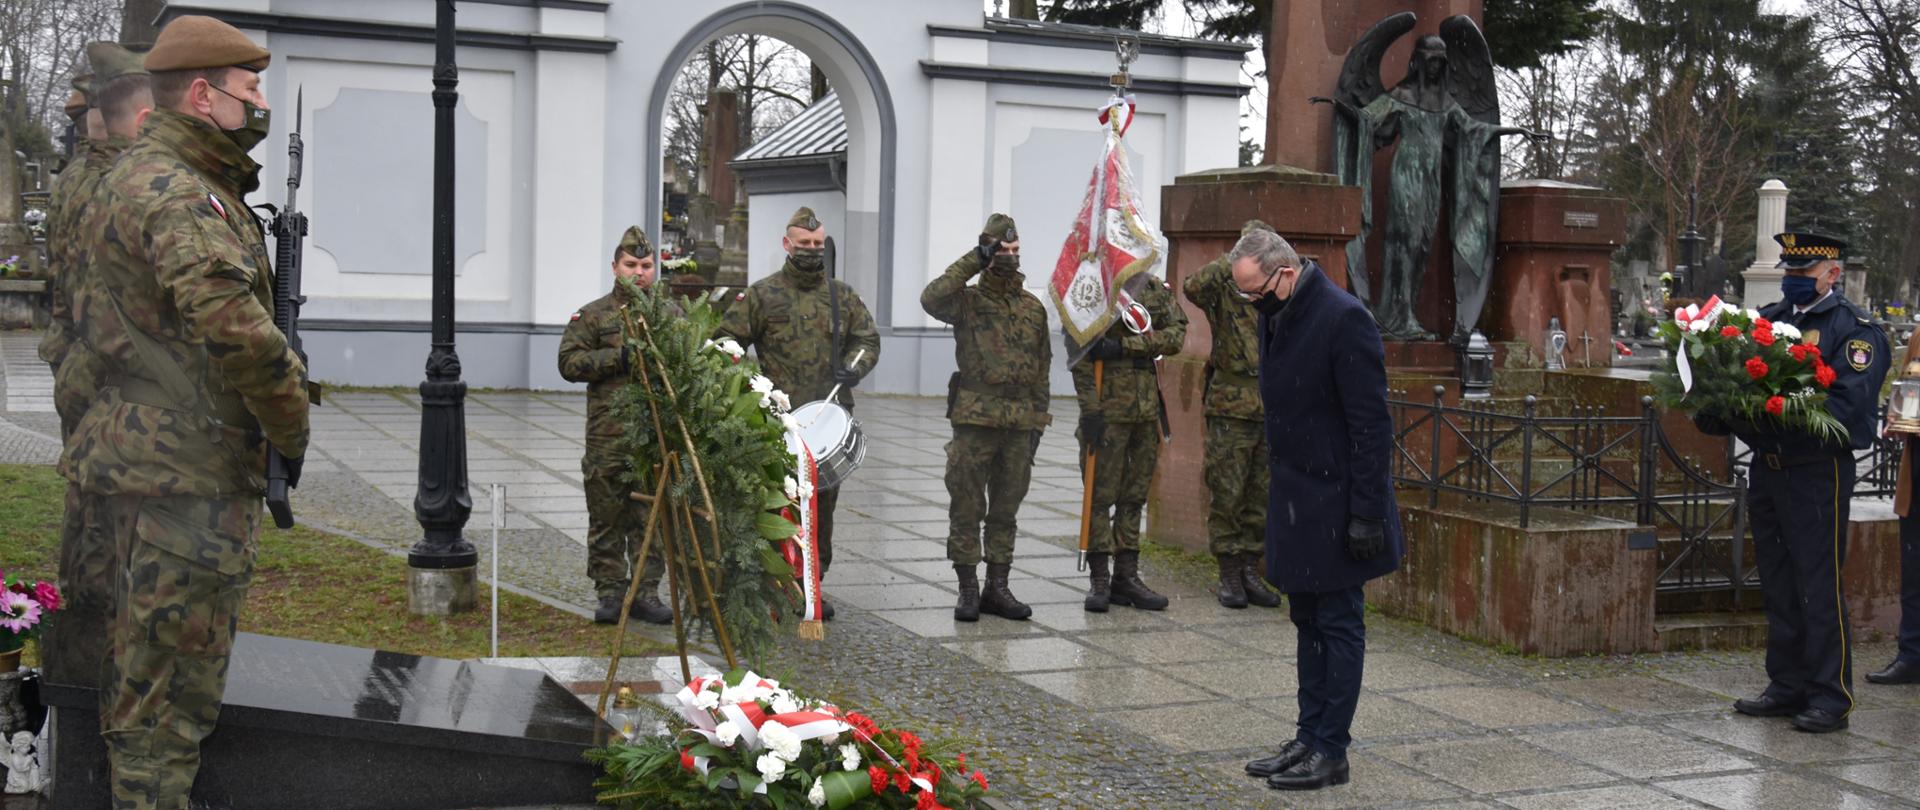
0, 464, 667, 662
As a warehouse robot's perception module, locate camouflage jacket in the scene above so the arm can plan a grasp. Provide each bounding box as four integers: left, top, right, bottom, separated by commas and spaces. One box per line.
37, 137, 124, 372
558, 284, 645, 453
64, 108, 310, 498
921, 251, 1052, 430
1070, 276, 1187, 423
1181, 256, 1264, 421
716, 259, 881, 407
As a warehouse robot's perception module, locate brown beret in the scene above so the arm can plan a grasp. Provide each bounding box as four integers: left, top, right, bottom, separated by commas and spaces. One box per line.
64, 89, 88, 119
145, 15, 270, 72
787, 206, 822, 231
982, 213, 1018, 244
87, 42, 148, 96
615, 226, 652, 261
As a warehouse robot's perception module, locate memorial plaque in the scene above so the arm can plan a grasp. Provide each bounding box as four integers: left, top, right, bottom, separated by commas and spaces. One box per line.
1564, 211, 1600, 229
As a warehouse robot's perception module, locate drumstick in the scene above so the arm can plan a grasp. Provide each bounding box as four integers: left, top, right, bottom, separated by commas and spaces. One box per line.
821, 348, 869, 405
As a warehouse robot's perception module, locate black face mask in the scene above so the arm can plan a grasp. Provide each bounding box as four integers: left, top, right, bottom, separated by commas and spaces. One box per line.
790, 247, 825, 273
988, 254, 1021, 274
1249, 292, 1285, 316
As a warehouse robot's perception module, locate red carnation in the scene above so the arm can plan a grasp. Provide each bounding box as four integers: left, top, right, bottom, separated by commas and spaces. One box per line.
1806, 343, 1822, 358
1790, 344, 1810, 362
869, 765, 889, 794
1754, 317, 1773, 331
32, 582, 58, 612
1720, 325, 1741, 338
679, 748, 695, 772
914, 790, 940, 810
1766, 395, 1786, 416
1753, 327, 1776, 347
899, 731, 924, 753
1745, 357, 1769, 379
894, 771, 911, 793
1815, 362, 1837, 388
972, 770, 989, 790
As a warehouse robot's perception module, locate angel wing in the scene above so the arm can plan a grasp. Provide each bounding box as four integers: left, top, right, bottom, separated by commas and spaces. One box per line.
1335, 11, 1416, 110
1440, 15, 1498, 124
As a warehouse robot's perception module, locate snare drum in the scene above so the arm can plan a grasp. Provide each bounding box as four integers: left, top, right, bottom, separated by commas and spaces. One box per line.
785, 400, 867, 490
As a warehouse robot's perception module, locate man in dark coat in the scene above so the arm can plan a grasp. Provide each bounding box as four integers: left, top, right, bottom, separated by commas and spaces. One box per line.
1228, 229, 1405, 791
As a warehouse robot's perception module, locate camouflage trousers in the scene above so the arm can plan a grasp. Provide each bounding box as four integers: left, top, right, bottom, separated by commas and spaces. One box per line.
1077, 419, 1161, 553
40, 483, 115, 688
102, 494, 259, 810
816, 485, 840, 575
584, 457, 666, 601
944, 425, 1039, 566
1204, 416, 1268, 558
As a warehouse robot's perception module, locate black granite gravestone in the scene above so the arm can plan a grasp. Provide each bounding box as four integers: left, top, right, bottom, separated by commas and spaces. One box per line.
40, 633, 611, 809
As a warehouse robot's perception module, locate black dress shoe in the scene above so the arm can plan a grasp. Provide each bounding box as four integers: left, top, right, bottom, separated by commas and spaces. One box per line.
1732, 694, 1803, 717
821, 599, 836, 621
1866, 659, 1920, 685
1791, 707, 1849, 733
1265, 751, 1350, 791
1245, 740, 1310, 777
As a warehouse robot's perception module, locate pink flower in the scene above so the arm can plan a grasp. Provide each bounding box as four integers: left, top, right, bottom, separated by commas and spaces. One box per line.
32, 582, 59, 612
0, 591, 41, 634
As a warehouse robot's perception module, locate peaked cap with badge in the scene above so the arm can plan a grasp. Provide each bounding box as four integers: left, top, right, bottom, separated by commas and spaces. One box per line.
788, 206, 822, 231
144, 15, 270, 72
1774, 230, 1846, 269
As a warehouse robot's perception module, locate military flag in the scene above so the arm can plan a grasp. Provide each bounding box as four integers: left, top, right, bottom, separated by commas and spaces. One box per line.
1048, 94, 1167, 365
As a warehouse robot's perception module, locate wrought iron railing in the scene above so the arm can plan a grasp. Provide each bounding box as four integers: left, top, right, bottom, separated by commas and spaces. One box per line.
1726, 408, 1902, 498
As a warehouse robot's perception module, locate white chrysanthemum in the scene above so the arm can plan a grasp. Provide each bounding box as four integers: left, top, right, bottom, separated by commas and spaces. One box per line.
1774, 322, 1802, 340
715, 720, 741, 747
1746, 308, 1763, 321
759, 720, 803, 761
1715, 301, 1740, 317
714, 338, 745, 358
770, 693, 802, 716
783, 476, 800, 500
769, 390, 792, 412
839, 743, 861, 771
1687, 319, 1711, 333
750, 375, 774, 394
756, 751, 787, 783
781, 413, 802, 433
807, 777, 827, 807
692, 688, 720, 710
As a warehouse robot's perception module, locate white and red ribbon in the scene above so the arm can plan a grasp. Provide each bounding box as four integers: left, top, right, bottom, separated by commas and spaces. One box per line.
793, 444, 823, 622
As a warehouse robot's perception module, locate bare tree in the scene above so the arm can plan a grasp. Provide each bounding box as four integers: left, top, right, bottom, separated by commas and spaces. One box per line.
2, 0, 121, 158
661, 34, 815, 191
1812, 0, 1920, 297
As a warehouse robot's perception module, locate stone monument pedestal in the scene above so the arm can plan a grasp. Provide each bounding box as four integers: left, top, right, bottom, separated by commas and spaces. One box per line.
42, 633, 610, 809
1485, 181, 1627, 369
1148, 165, 1363, 554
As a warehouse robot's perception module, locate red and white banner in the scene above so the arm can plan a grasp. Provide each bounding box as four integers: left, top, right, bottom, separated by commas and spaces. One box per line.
1048, 93, 1167, 362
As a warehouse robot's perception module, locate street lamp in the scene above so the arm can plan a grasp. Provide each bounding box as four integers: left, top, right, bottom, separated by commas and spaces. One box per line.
409, 0, 478, 614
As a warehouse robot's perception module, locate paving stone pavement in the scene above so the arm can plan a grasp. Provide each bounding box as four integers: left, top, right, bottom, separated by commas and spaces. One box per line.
3, 330, 1919, 809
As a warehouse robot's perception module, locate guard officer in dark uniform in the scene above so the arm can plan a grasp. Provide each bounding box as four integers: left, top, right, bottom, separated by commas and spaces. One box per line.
1874, 320, 1920, 685
1699, 231, 1890, 732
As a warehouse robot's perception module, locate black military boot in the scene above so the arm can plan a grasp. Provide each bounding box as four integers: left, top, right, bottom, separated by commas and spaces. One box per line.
954, 565, 982, 622
1110, 551, 1169, 611
980, 563, 1033, 620
630, 591, 673, 625
1084, 553, 1112, 613
1241, 552, 1281, 608
593, 596, 620, 625
1216, 554, 1248, 609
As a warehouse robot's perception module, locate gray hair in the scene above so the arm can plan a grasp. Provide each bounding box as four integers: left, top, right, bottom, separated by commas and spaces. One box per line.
1228, 229, 1299, 275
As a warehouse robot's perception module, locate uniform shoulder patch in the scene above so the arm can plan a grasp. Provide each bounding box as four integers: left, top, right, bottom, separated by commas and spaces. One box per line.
570, 310, 582, 322
1847, 338, 1874, 372
207, 193, 226, 220
736, 291, 747, 301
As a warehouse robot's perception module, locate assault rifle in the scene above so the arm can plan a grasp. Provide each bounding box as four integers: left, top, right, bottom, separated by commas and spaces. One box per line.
266, 89, 312, 529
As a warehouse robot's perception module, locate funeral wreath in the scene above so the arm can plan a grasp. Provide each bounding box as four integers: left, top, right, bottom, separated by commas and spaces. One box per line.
1650, 295, 1848, 444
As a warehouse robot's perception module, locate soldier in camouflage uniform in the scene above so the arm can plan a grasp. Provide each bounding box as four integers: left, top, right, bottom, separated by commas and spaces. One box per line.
40, 70, 104, 420
558, 226, 673, 626
1074, 272, 1186, 612
1183, 220, 1284, 610
922, 213, 1050, 622
39, 43, 153, 694
717, 206, 880, 620
64, 18, 310, 809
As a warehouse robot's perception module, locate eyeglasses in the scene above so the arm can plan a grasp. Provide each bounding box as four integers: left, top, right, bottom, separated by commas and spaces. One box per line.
1238, 264, 1292, 301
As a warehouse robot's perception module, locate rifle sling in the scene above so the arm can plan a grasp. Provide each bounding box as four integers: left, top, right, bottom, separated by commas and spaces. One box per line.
106, 293, 253, 427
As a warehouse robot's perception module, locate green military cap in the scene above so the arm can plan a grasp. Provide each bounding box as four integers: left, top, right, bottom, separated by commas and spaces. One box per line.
145, 15, 271, 72
87, 41, 148, 96
787, 206, 822, 231
64, 88, 88, 119
615, 225, 652, 260
982, 212, 1018, 244
1241, 219, 1275, 236
70, 72, 95, 105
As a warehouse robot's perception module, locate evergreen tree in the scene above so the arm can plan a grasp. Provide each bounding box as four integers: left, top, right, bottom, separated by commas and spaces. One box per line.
1482, 0, 1606, 70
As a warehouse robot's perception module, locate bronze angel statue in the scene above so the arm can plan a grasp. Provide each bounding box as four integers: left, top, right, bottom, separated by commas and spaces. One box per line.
1314, 13, 1548, 344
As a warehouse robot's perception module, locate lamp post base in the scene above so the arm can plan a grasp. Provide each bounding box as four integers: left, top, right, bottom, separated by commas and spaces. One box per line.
408, 565, 478, 615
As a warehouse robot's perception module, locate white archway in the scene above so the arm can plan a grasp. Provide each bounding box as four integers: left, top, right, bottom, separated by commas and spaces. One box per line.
642, 1, 898, 325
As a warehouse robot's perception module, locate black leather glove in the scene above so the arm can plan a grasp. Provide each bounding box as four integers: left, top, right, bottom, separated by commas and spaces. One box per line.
1345, 517, 1385, 561
1086, 337, 1126, 362
972, 235, 997, 267
1079, 412, 1107, 449
833, 365, 862, 387
1692, 413, 1731, 437
283, 452, 305, 490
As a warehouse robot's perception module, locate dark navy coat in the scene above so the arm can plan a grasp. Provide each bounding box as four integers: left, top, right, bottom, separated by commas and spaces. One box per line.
1745, 290, 1890, 456
1257, 262, 1405, 593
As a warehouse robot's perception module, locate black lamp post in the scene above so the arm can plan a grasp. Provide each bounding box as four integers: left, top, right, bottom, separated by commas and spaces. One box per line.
409, 0, 478, 614
1676, 187, 1704, 299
